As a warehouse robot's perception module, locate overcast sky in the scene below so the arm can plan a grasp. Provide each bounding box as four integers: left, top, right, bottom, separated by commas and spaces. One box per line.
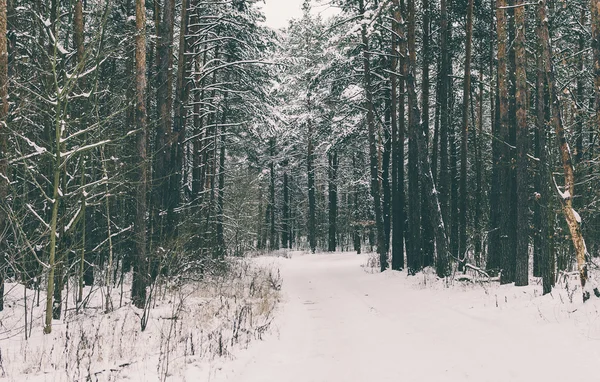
261, 0, 339, 30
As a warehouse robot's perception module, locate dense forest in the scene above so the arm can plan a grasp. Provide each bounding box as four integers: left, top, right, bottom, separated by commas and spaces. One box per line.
1, 0, 600, 338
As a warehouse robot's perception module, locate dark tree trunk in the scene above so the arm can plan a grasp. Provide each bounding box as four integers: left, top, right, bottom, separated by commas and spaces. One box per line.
407, 0, 421, 274
592, 0, 600, 138
359, 0, 387, 271
172, 0, 190, 228
154, 0, 176, 240
0, 0, 8, 312
420, 0, 434, 268
488, 0, 503, 272
474, 67, 484, 267
459, 0, 474, 271
514, 0, 529, 286
215, 93, 229, 260
391, 0, 404, 270
328, 151, 338, 252
534, 5, 553, 292
307, 111, 317, 254
439, 0, 450, 241
496, 0, 514, 284
398, 6, 451, 278
282, 170, 289, 249
353, 154, 362, 255
132, 0, 148, 310
269, 138, 277, 251
382, 99, 392, 256
538, 0, 589, 299
505, 0, 518, 284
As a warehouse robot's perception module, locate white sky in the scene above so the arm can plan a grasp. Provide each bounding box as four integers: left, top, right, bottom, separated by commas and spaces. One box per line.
261, 0, 339, 30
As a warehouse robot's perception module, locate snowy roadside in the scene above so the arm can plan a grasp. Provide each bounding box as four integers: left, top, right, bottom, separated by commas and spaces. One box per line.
0, 258, 282, 382
361, 252, 600, 340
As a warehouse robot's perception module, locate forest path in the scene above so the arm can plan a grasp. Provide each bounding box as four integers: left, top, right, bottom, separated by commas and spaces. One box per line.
209, 253, 599, 382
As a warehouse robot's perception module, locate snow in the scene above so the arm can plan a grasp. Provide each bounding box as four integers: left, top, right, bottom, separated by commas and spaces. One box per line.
0, 259, 280, 382
573, 208, 582, 224
211, 252, 600, 382
4, 252, 600, 381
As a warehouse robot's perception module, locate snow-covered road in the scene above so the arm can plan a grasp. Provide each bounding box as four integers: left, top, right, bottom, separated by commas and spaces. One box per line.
210, 253, 600, 382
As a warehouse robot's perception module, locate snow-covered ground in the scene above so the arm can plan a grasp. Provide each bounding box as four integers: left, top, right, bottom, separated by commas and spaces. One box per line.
210, 252, 600, 382
0, 259, 281, 381
4, 252, 600, 381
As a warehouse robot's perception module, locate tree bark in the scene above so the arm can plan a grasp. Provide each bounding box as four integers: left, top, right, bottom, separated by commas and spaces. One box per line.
132, 0, 148, 310
359, 0, 387, 271
539, 0, 591, 301
269, 137, 277, 251
495, 0, 512, 283
382, 99, 392, 255
514, 0, 529, 286
328, 151, 338, 252
282, 168, 289, 249
459, 0, 474, 271
592, 0, 600, 137
353, 154, 362, 255
474, 66, 483, 267
398, 6, 451, 278
421, 0, 434, 268
390, 0, 404, 270
534, 4, 553, 293
439, 0, 450, 240
307, 101, 316, 253
154, 0, 176, 239
0, 0, 8, 312
172, 0, 189, 228
407, 0, 421, 273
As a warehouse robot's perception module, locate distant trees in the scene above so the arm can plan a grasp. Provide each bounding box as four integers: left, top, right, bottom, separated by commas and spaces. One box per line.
272, 0, 600, 301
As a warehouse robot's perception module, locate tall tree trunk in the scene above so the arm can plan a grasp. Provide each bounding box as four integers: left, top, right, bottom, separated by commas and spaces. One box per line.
359, 0, 387, 271
474, 66, 483, 267
398, 6, 451, 278
488, 0, 502, 272
73, 0, 86, 305
0, 0, 8, 312
495, 0, 512, 283
353, 154, 362, 255
155, 0, 176, 239
534, 5, 553, 293
43, 0, 64, 335
439, 0, 450, 239
192, 40, 208, 200
514, 0, 529, 286
390, 0, 404, 270
215, 90, 229, 259
407, 0, 421, 273
382, 99, 392, 255
459, 0, 474, 271
539, 0, 592, 301
421, 0, 434, 268
289, 175, 294, 248
282, 168, 289, 249
307, 104, 317, 253
328, 151, 338, 252
592, 0, 600, 138
504, 0, 518, 284
575, 9, 585, 165
172, 0, 189, 227
269, 137, 277, 251
132, 0, 148, 310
